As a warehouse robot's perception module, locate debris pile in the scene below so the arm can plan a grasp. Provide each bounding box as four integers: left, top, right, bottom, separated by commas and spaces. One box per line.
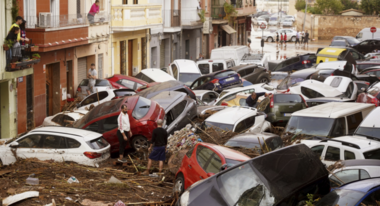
166, 124, 201, 155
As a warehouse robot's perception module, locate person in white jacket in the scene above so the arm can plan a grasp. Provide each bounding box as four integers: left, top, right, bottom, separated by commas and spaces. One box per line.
117, 105, 132, 163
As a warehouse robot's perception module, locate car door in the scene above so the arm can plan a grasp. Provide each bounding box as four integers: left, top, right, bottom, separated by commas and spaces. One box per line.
36, 135, 67, 162
64, 137, 83, 164
310, 145, 326, 160
323, 146, 341, 167
186, 145, 216, 186
15, 134, 43, 160
358, 188, 380, 206
244, 68, 255, 83
100, 115, 120, 151
166, 100, 187, 134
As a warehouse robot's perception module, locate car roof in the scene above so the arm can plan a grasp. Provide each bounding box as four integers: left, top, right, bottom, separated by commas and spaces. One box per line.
203, 69, 233, 77
359, 107, 380, 128
292, 102, 374, 118
193, 90, 216, 96
290, 68, 319, 78
298, 80, 342, 96
173, 60, 200, 73
58, 112, 86, 119
141, 69, 176, 81
325, 136, 380, 151
316, 61, 348, 69
150, 91, 186, 111
29, 127, 101, 141
109, 74, 147, 84
228, 132, 279, 143
221, 83, 263, 94
339, 178, 380, 193
305, 97, 352, 102
206, 107, 257, 125
200, 142, 250, 162
339, 159, 380, 168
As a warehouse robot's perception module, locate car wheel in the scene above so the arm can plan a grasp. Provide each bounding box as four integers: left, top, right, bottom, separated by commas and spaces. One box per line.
174, 173, 185, 195
268, 37, 274, 42
132, 136, 149, 150
259, 77, 269, 84
291, 36, 296, 42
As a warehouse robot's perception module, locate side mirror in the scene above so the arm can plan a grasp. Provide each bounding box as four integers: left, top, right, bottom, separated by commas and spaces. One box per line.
10, 142, 19, 148
207, 173, 215, 177
220, 164, 228, 171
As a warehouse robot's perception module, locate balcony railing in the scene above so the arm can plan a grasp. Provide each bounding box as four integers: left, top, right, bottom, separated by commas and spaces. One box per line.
24, 13, 110, 29
111, 5, 162, 28
211, 6, 226, 20
164, 10, 181, 28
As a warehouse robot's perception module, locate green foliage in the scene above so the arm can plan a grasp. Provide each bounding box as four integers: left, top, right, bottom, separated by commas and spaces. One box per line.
198, 9, 205, 23
3, 39, 14, 48
340, 0, 359, 10
32, 53, 41, 58
315, 0, 344, 14
361, 0, 380, 15
295, 0, 306, 11
223, 2, 237, 16
11, 0, 19, 23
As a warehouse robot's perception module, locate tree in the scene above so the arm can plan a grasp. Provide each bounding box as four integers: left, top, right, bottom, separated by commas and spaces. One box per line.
295, 0, 306, 11
315, 0, 344, 14
361, 0, 380, 15
340, 0, 358, 10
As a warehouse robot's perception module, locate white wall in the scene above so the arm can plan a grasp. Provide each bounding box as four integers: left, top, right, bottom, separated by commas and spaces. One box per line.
181, 0, 200, 25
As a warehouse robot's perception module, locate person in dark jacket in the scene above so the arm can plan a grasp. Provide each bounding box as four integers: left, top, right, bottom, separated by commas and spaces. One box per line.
246, 91, 272, 108
6, 27, 22, 61
143, 119, 168, 175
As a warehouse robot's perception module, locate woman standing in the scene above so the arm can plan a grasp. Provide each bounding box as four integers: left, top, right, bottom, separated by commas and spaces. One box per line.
276, 32, 279, 47
88, 0, 100, 24
6, 27, 22, 61
280, 33, 283, 46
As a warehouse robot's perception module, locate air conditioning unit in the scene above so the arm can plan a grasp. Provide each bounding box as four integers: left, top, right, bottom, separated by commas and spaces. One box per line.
39, 12, 52, 27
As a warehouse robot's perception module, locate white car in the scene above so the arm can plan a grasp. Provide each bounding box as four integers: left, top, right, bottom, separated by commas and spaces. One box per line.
167, 60, 202, 87
213, 84, 275, 106
193, 90, 220, 105
42, 112, 85, 127
262, 29, 297, 42
240, 53, 271, 69
75, 89, 136, 114
316, 61, 358, 75
196, 59, 236, 75
288, 80, 342, 100
135, 68, 176, 83
204, 106, 272, 133
329, 159, 380, 188
301, 136, 380, 167
323, 76, 358, 100
284, 15, 295, 22
268, 17, 278, 26
281, 19, 293, 27
75, 79, 113, 101
0, 127, 111, 167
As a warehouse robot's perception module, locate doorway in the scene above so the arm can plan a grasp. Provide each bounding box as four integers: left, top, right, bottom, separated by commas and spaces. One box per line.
120, 41, 126, 75
185, 40, 190, 59
46, 63, 60, 116
128, 40, 133, 76
26, 74, 34, 131
66, 61, 73, 98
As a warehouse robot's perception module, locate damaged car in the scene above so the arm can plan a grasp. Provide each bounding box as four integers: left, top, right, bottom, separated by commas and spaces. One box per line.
177, 144, 331, 206
0, 127, 110, 167
42, 112, 85, 127
193, 90, 219, 105
137, 80, 196, 100
224, 132, 283, 154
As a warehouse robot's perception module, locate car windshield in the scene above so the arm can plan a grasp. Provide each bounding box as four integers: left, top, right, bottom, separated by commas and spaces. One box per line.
315, 189, 364, 206
218, 163, 274, 205
274, 94, 302, 103
132, 97, 151, 120
73, 99, 125, 128
345, 37, 360, 45
225, 140, 261, 150
86, 136, 109, 149
285, 116, 335, 137
179, 73, 201, 87
355, 127, 380, 140
205, 121, 234, 131
215, 71, 236, 78
277, 76, 306, 90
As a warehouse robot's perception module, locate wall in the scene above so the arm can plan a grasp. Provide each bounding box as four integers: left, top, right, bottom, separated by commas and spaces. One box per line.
17, 80, 27, 134
181, 29, 202, 60
37, 0, 51, 14
296, 11, 380, 40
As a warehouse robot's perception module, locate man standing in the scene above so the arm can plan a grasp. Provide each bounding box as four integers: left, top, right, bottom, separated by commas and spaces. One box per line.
284, 32, 287, 47
143, 119, 168, 175
88, 0, 100, 24
304, 30, 310, 46
87, 63, 97, 95
246, 92, 272, 108
9, 16, 24, 42
295, 31, 300, 46
300, 31, 305, 44
117, 105, 132, 163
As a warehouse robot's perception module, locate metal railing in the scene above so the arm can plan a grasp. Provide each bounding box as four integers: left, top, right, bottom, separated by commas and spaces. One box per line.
211, 6, 226, 20
24, 13, 110, 29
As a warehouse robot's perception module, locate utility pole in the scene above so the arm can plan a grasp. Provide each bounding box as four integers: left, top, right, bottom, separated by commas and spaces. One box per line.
302, 0, 308, 31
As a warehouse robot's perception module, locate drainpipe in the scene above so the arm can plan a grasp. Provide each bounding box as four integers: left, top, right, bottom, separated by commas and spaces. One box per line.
109, 0, 114, 75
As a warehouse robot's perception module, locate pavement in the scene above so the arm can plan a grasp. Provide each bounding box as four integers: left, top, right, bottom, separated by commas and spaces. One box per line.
249, 24, 331, 61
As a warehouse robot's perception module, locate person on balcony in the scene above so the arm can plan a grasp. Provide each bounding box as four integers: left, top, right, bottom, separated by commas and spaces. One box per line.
20, 20, 29, 46
88, 0, 100, 24
6, 27, 22, 62
9, 16, 24, 42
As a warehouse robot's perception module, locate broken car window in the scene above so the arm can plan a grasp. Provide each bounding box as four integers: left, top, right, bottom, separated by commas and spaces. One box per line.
86, 136, 109, 150
18, 135, 42, 148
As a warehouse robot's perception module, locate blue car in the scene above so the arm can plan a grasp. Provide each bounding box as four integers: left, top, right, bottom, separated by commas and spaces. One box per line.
316, 178, 380, 206
189, 70, 242, 93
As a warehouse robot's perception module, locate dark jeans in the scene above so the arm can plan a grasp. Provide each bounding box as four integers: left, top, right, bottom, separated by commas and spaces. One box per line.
87, 14, 95, 24
117, 130, 130, 155
295, 38, 300, 44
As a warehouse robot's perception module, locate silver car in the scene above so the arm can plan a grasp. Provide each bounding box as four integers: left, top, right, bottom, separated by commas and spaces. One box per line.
150, 91, 197, 134
262, 29, 297, 42
281, 19, 293, 27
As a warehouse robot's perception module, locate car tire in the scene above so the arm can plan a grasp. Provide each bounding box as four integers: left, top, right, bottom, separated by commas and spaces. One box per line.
174, 173, 185, 195
291, 36, 296, 42
132, 136, 149, 150
259, 77, 270, 84
268, 37, 274, 42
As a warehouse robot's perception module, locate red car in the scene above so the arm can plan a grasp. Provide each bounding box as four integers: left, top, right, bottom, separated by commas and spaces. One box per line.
356, 87, 380, 107
135, 82, 161, 93
107, 74, 149, 90
174, 142, 250, 194
73, 96, 165, 153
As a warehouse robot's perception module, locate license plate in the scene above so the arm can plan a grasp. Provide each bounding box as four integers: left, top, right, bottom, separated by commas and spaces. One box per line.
284, 113, 292, 117
226, 77, 235, 82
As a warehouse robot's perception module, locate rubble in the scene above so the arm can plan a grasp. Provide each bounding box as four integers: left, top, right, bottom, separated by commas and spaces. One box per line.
2, 191, 39, 206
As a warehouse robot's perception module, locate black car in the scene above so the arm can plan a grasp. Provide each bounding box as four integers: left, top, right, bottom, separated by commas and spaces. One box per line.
137, 80, 196, 100
269, 53, 316, 72
306, 97, 354, 107
277, 68, 318, 90
357, 62, 380, 73
310, 69, 379, 85
332, 36, 360, 47
353, 39, 380, 54
190, 70, 242, 93
177, 144, 330, 206
329, 40, 351, 48
230, 65, 270, 84
225, 132, 283, 154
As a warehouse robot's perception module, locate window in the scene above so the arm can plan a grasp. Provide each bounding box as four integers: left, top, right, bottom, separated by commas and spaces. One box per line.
364, 149, 380, 160
274, 94, 302, 103
202, 92, 218, 103
226, 61, 235, 68
351, 52, 360, 60
102, 116, 119, 132
325, 146, 340, 161
360, 189, 380, 206
234, 121, 246, 133
85, 121, 100, 132
311, 145, 324, 158
199, 64, 210, 74
245, 68, 254, 74
80, 91, 109, 107
359, 41, 369, 46
132, 97, 151, 120
67, 138, 81, 148
118, 79, 135, 89
329, 77, 343, 88
174, 0, 178, 10
172, 64, 178, 79
42, 135, 66, 149
135, 73, 154, 83
212, 63, 224, 72
215, 71, 236, 78
171, 100, 187, 120
86, 137, 109, 149
347, 112, 363, 134
205, 153, 222, 174
330, 117, 346, 137
114, 90, 135, 97
244, 116, 256, 129
196, 145, 213, 170
344, 150, 356, 160
301, 87, 324, 99
186, 146, 195, 158
18, 135, 42, 148
237, 70, 246, 77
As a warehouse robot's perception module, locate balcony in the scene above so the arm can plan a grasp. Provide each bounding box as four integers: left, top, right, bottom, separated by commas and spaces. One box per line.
181, 8, 203, 29
164, 10, 181, 29
111, 5, 162, 32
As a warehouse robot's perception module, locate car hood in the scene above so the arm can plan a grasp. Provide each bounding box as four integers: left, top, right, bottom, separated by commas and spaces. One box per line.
197, 106, 226, 116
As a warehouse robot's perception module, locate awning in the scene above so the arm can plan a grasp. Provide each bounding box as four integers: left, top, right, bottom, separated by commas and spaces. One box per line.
221, 25, 236, 34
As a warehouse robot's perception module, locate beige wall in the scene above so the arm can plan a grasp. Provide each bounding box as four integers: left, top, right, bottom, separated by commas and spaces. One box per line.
288, 0, 297, 16
296, 11, 380, 40
342, 11, 363, 16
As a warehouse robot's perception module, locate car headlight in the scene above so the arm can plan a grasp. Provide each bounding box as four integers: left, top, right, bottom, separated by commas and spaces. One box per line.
180, 191, 190, 206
